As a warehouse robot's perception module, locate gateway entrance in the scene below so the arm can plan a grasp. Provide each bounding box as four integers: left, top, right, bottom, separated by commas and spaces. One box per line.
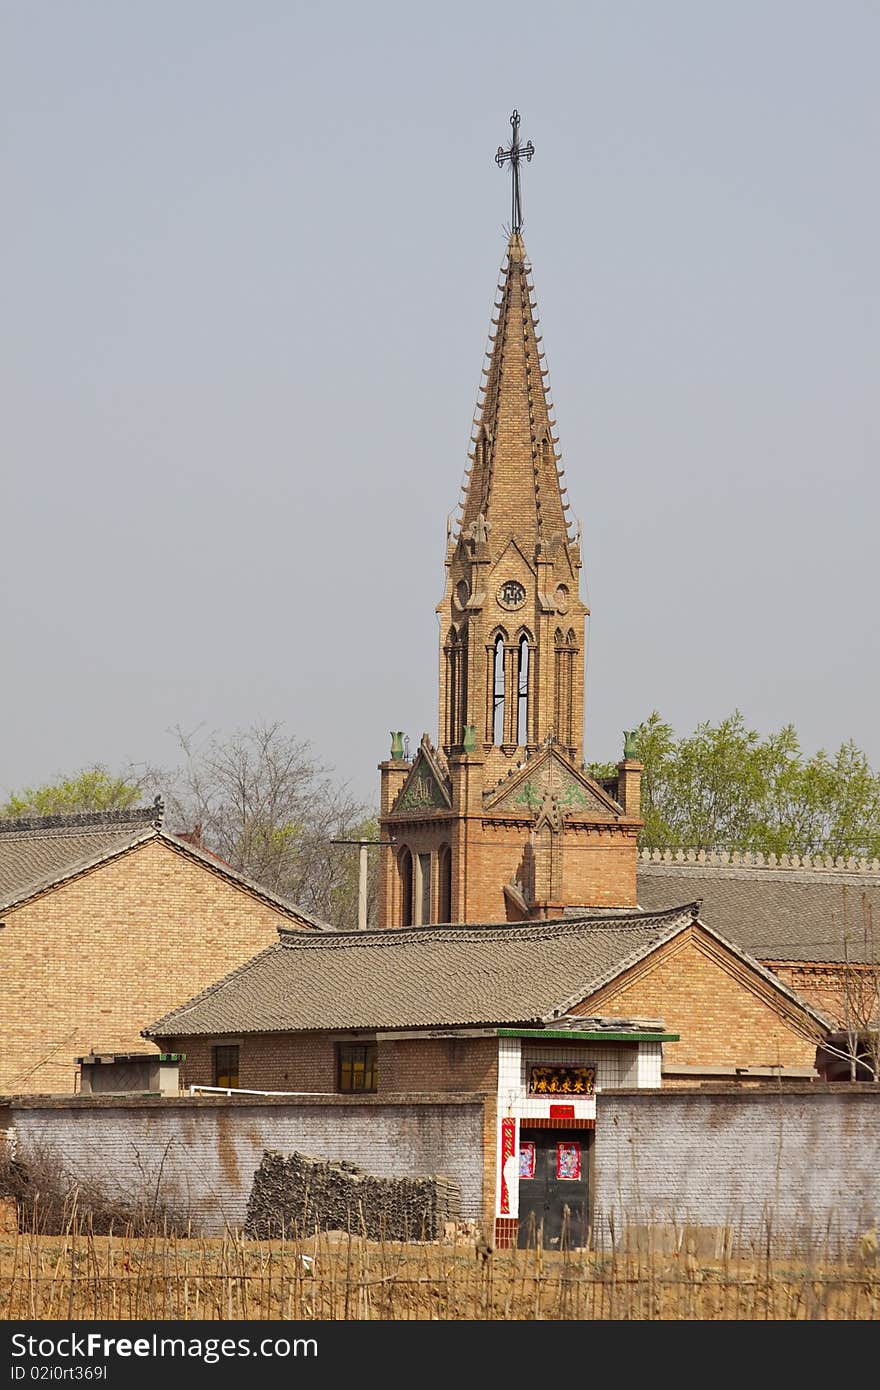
517, 1128, 592, 1249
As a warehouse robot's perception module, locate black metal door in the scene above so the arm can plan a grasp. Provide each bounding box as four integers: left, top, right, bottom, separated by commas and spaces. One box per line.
517, 1129, 590, 1249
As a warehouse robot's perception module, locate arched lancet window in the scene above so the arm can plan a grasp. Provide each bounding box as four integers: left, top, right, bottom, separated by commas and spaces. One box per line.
554, 628, 569, 746
492, 634, 506, 745
566, 629, 578, 746
437, 844, 452, 924
456, 622, 468, 743
446, 625, 470, 747
553, 627, 579, 747
517, 635, 530, 745
476, 425, 490, 476
398, 848, 413, 928
446, 629, 458, 747
415, 852, 432, 926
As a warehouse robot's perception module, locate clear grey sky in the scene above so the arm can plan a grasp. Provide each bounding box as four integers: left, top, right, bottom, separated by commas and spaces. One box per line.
3, 1, 878, 806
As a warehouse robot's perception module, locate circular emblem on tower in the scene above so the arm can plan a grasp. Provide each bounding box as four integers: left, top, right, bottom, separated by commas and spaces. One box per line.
453, 579, 471, 612
498, 579, 526, 610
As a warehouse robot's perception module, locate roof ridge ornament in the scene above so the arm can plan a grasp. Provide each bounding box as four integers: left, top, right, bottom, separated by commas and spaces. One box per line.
638, 845, 880, 876
495, 109, 534, 235
0, 804, 161, 835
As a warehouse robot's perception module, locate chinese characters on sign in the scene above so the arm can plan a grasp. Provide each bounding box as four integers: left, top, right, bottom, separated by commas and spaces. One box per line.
528, 1065, 596, 1096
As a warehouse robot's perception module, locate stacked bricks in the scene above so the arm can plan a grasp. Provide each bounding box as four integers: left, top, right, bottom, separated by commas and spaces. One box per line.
244, 1149, 462, 1241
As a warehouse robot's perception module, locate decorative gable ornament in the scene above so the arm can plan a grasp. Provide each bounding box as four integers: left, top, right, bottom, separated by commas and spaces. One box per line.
391, 737, 452, 814
485, 744, 620, 820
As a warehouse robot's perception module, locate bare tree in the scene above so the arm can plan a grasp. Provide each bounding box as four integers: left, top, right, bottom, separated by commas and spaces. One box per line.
817, 891, 880, 1082
165, 722, 377, 929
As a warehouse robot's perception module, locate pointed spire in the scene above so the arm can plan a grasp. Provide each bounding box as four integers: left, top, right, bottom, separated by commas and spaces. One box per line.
459, 233, 571, 559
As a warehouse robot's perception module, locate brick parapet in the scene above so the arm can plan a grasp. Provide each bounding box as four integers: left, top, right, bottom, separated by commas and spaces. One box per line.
639, 847, 880, 877
1, 1091, 487, 1110
599, 1081, 880, 1098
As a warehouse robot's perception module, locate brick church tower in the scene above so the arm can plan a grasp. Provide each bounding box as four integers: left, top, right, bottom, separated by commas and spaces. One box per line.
379, 114, 642, 927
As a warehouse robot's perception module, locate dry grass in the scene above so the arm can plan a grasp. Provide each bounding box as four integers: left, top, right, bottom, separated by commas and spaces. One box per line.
0, 1145, 188, 1238
1, 1222, 878, 1320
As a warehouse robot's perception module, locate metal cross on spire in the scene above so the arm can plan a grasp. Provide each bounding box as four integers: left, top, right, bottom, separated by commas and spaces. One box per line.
495, 109, 534, 234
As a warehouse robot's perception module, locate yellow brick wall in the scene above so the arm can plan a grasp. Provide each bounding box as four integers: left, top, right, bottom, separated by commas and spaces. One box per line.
0, 838, 296, 1094
770, 964, 849, 1027
379, 816, 638, 927
574, 927, 821, 1072
461, 822, 638, 921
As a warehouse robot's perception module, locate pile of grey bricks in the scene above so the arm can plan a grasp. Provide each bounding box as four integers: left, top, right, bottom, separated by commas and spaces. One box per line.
244, 1149, 461, 1241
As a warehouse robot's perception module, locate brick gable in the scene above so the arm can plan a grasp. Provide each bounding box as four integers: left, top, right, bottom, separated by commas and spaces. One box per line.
574, 925, 824, 1072
0, 837, 298, 1093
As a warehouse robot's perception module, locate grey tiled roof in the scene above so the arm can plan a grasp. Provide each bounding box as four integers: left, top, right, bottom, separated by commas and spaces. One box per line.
0, 807, 328, 929
145, 905, 707, 1037
0, 808, 158, 907
637, 856, 880, 964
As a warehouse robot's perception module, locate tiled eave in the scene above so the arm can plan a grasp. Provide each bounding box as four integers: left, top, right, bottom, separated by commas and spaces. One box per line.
497, 1027, 679, 1043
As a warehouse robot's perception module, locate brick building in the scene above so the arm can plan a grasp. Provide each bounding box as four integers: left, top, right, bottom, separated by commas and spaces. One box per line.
146, 902, 829, 1245
637, 849, 880, 1075
372, 128, 876, 1079
0, 803, 324, 1093
378, 226, 643, 928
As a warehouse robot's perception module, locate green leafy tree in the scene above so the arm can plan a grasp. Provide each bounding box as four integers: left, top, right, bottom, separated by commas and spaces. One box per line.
594, 712, 880, 859
1, 765, 158, 818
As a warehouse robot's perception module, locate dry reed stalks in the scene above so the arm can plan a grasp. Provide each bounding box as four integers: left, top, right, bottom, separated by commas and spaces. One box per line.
1, 1212, 877, 1321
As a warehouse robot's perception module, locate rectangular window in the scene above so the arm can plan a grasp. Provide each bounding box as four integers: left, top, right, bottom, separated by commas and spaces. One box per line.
213, 1044, 240, 1090
337, 1043, 378, 1093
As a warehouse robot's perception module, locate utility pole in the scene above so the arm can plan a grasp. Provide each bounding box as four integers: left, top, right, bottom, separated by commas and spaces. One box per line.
329, 838, 392, 929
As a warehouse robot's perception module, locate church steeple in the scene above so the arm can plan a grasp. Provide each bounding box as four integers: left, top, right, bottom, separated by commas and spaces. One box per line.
459, 231, 574, 566
378, 113, 642, 930
439, 219, 588, 774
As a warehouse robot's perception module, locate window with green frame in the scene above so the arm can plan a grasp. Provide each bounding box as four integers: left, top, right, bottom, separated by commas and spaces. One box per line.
337, 1042, 378, 1093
